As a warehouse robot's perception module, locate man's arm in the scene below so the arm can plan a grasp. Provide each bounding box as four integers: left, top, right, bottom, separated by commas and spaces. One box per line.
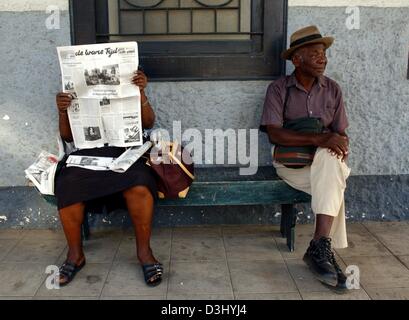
266, 124, 349, 158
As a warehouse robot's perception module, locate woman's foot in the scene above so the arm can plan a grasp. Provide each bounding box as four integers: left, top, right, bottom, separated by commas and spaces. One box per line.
137, 248, 163, 286
58, 253, 86, 287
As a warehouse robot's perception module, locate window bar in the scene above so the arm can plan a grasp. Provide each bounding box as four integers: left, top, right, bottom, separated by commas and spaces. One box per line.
117, 0, 122, 34
214, 8, 217, 33
190, 8, 193, 33
238, 0, 241, 32
142, 9, 146, 34
166, 9, 169, 34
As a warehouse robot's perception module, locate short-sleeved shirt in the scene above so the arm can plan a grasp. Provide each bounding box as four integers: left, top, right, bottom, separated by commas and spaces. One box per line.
260, 73, 349, 133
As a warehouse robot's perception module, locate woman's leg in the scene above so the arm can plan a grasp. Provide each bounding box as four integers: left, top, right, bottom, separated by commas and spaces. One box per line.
59, 202, 86, 265
123, 186, 157, 265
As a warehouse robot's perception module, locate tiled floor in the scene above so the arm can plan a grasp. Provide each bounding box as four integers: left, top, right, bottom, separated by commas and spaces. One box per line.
1, 221, 409, 300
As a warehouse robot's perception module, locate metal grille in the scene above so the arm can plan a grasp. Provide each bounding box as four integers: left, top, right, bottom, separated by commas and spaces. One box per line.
99, 0, 262, 38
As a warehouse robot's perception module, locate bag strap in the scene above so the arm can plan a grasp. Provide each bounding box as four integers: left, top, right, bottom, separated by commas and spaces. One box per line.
168, 152, 195, 180
282, 86, 291, 122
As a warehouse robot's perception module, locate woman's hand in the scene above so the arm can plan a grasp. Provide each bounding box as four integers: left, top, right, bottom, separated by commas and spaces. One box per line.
132, 70, 148, 91
56, 92, 73, 114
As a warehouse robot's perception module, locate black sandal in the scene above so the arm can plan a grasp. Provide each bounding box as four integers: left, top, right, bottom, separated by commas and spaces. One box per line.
58, 259, 86, 287
142, 263, 163, 287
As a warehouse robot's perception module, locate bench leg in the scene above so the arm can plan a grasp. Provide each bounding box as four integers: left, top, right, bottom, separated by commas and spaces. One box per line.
81, 212, 90, 241
280, 204, 297, 252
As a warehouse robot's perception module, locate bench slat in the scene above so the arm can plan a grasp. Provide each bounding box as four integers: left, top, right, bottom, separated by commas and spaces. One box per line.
158, 180, 311, 206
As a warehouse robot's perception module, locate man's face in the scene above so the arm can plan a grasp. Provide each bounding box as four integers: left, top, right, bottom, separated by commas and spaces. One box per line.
292, 43, 328, 77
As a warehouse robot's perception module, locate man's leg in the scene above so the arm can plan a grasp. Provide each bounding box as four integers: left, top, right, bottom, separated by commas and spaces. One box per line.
274, 147, 350, 288
314, 214, 334, 240
304, 148, 351, 288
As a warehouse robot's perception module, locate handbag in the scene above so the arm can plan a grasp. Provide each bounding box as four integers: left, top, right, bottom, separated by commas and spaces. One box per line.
147, 141, 195, 199
273, 87, 324, 169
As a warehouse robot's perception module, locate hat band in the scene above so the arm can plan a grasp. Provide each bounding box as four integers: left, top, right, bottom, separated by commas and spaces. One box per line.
290, 34, 323, 48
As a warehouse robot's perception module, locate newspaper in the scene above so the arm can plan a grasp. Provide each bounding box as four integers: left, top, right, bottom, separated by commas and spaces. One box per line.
57, 42, 139, 99
67, 96, 142, 149
25, 151, 59, 195
66, 141, 152, 173
57, 42, 143, 149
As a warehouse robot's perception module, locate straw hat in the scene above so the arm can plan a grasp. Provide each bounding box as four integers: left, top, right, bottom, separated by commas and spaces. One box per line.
281, 25, 334, 60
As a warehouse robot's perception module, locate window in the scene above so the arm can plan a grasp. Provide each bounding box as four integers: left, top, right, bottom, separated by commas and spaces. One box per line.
70, 0, 288, 80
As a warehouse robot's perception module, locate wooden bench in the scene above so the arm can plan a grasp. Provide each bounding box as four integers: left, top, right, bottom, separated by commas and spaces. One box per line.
71, 166, 311, 252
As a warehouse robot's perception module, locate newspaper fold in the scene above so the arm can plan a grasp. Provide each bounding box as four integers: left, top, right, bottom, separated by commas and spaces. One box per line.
66, 141, 152, 173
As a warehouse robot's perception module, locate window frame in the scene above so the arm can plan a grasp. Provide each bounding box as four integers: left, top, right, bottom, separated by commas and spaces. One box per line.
69, 0, 288, 81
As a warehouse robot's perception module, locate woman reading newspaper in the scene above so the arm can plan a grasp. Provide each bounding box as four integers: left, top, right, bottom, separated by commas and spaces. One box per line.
55, 70, 163, 287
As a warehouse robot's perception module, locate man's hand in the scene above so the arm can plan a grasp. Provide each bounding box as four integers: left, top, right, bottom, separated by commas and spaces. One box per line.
316, 132, 349, 160
56, 92, 73, 114
132, 70, 148, 91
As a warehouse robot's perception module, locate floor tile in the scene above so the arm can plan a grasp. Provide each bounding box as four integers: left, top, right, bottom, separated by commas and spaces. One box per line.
0, 229, 25, 240
362, 222, 409, 256
301, 290, 370, 300
229, 260, 297, 294
342, 256, 409, 289
115, 236, 171, 263
397, 256, 409, 269
171, 237, 226, 261
335, 223, 391, 258
4, 238, 66, 264
22, 229, 66, 241
0, 239, 20, 262
172, 226, 222, 239
366, 287, 409, 300
168, 260, 232, 295
101, 262, 169, 297
0, 263, 48, 297
35, 263, 111, 297
167, 294, 234, 300
224, 234, 282, 261
234, 292, 302, 300
101, 295, 166, 300
274, 224, 314, 259
222, 225, 277, 237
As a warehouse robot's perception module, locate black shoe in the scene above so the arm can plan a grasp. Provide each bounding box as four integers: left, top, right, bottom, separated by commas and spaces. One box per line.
330, 254, 348, 292
303, 237, 338, 287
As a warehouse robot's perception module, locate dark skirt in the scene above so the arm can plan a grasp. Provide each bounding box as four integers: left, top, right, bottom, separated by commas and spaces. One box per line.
54, 146, 158, 212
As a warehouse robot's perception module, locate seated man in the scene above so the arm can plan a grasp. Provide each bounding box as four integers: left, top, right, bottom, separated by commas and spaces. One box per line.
55, 70, 163, 287
260, 26, 351, 290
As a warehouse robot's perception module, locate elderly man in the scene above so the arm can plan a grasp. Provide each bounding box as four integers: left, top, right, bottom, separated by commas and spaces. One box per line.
261, 26, 351, 290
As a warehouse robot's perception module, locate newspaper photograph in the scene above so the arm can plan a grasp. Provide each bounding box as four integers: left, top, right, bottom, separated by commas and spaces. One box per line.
57, 42, 139, 99
67, 95, 142, 149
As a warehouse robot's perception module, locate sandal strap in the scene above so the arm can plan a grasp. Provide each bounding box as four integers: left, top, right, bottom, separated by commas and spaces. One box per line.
59, 261, 77, 277
142, 263, 163, 283
59, 260, 84, 278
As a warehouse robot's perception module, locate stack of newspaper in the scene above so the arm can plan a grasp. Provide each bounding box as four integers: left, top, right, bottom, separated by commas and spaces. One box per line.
25, 151, 59, 196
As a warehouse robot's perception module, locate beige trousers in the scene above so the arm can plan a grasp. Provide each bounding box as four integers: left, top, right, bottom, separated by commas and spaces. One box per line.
273, 147, 351, 249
